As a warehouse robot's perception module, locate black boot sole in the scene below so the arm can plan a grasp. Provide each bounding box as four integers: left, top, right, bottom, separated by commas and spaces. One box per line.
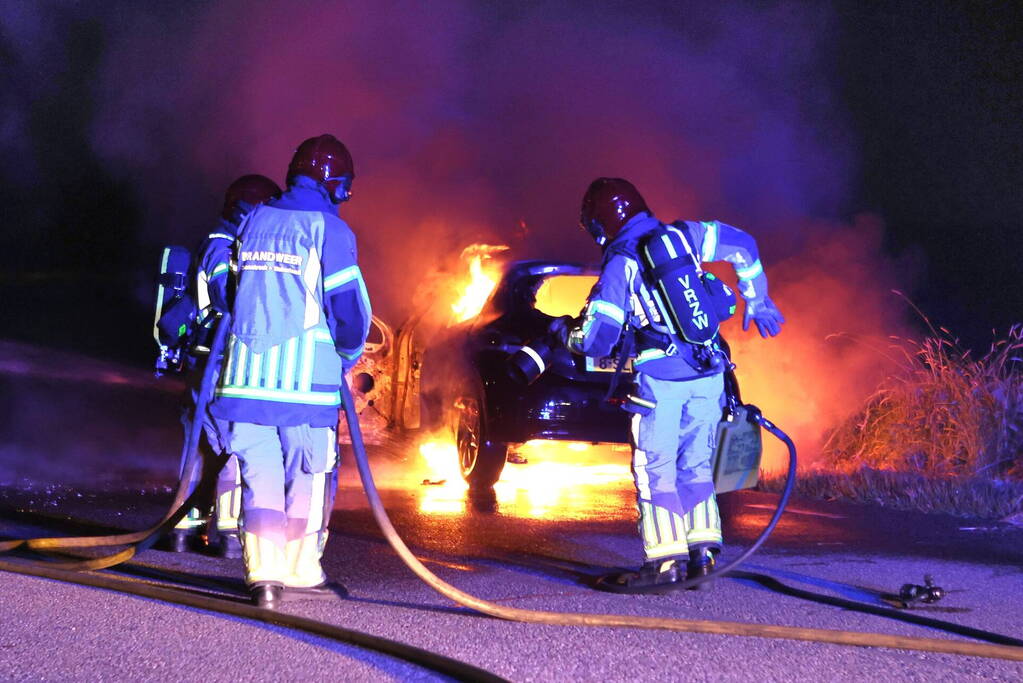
156, 531, 197, 553
282, 582, 348, 601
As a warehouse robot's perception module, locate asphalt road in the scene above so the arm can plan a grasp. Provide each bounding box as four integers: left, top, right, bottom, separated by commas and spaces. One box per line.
1, 342, 1022, 681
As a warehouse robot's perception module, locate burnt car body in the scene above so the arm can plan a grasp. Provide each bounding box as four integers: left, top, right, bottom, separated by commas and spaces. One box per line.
338, 315, 423, 447
442, 260, 634, 488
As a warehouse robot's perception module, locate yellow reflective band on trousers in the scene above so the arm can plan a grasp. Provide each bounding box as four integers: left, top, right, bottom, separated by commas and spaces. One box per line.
174, 507, 205, 530
638, 500, 689, 560
285, 434, 336, 588
216, 464, 242, 532
243, 530, 288, 585
685, 495, 723, 547
637, 494, 722, 560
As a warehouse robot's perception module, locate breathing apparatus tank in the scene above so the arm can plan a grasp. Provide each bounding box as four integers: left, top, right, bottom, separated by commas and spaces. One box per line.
153, 246, 197, 375
638, 222, 736, 372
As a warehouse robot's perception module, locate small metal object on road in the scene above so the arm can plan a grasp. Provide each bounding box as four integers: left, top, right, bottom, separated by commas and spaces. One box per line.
899, 575, 946, 605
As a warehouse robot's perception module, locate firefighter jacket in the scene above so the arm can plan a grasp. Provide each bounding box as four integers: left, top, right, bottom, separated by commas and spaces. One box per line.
210, 177, 371, 427
567, 212, 770, 380
195, 216, 242, 318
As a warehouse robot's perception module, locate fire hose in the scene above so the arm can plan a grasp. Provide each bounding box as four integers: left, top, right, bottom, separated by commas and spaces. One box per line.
339, 377, 1023, 661
1, 315, 1022, 665
0, 315, 505, 681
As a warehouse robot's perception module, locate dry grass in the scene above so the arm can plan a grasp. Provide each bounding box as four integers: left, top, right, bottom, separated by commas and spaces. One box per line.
821, 305, 1023, 482
786, 303, 1023, 519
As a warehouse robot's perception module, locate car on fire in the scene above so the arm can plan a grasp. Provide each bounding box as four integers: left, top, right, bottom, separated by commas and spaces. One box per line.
435, 260, 635, 489
345, 259, 743, 491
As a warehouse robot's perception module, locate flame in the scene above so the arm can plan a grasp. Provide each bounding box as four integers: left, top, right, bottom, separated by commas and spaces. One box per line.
450, 244, 509, 323
497, 441, 632, 518
414, 436, 632, 518
417, 438, 469, 515
418, 440, 465, 486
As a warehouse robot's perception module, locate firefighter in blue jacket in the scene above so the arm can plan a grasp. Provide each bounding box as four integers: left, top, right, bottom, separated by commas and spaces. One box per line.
209, 135, 371, 608
164, 174, 281, 558
552, 178, 784, 590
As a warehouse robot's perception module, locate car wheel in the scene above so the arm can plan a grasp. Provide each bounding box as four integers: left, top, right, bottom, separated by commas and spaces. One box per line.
455, 394, 507, 489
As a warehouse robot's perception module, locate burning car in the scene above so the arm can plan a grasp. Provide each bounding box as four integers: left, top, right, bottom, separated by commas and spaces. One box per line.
346, 250, 742, 495
428, 260, 635, 489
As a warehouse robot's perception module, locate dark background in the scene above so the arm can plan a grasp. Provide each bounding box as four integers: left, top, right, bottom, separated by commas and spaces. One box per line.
0, 1, 1019, 367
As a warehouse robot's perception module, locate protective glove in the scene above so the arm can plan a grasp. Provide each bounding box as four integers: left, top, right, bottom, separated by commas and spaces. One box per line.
743, 296, 785, 338
547, 315, 577, 347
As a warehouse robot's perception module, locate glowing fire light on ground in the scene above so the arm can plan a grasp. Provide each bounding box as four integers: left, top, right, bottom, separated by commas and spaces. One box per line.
418, 440, 465, 486
415, 438, 632, 518
450, 244, 509, 323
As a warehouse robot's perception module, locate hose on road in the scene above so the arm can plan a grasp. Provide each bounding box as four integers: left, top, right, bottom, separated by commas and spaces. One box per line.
0, 318, 1021, 664
0, 555, 506, 682
341, 377, 1023, 662
0, 314, 506, 682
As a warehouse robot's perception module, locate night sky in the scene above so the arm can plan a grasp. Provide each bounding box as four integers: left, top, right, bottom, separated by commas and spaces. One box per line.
0, 1, 1019, 366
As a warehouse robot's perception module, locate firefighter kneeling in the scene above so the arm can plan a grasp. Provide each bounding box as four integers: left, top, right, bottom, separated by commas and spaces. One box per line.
549, 178, 784, 590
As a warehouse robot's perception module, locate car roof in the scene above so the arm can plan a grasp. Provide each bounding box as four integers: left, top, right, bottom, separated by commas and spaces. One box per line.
503, 260, 598, 280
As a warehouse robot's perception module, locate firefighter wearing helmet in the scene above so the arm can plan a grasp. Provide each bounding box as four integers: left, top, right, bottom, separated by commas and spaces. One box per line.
208, 135, 371, 608
162, 173, 282, 558
551, 177, 784, 590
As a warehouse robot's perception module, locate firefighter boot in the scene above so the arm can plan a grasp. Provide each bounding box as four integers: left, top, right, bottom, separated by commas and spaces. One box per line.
686, 546, 718, 591
158, 528, 195, 553
601, 557, 686, 592
250, 582, 284, 609
159, 506, 207, 553
213, 530, 244, 559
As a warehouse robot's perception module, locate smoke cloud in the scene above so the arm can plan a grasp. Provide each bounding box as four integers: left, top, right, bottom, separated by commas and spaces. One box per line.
75, 2, 851, 309
1, 1, 913, 463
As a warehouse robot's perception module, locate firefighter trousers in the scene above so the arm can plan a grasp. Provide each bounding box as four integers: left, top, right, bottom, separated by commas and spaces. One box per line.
630, 372, 724, 561
227, 423, 338, 587
174, 409, 241, 533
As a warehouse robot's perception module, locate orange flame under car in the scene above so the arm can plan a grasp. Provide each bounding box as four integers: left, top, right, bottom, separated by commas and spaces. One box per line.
416, 436, 632, 519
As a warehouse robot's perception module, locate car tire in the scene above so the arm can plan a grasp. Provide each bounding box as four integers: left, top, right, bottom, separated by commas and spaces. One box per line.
455, 394, 507, 489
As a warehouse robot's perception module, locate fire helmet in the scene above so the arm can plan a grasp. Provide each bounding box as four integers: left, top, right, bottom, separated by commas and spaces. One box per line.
221, 174, 282, 221
580, 178, 650, 246
287, 134, 355, 203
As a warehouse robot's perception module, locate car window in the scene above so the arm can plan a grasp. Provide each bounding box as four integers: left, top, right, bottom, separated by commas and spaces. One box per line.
533, 275, 598, 317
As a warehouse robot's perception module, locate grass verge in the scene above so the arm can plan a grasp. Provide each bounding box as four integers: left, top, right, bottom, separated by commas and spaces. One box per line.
757, 468, 1023, 522
821, 319, 1023, 481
